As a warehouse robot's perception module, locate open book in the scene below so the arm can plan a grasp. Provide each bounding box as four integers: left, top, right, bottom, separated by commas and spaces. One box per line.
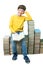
12, 32, 25, 41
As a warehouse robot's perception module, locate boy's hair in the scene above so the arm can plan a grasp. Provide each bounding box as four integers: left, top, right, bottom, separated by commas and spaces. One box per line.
18, 5, 26, 11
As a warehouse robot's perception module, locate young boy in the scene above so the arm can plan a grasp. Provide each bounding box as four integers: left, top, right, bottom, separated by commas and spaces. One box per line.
9, 5, 32, 63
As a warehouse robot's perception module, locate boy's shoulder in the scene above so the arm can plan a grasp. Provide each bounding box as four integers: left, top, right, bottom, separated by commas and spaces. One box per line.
10, 14, 17, 19
11, 14, 17, 17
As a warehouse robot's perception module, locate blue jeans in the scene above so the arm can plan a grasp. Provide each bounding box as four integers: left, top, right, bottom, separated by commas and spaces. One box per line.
11, 32, 27, 56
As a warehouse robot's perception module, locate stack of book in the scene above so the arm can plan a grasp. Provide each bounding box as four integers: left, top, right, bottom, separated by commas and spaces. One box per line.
34, 29, 40, 54
3, 21, 42, 55
28, 20, 34, 54
3, 36, 10, 55
10, 42, 12, 54
40, 39, 43, 53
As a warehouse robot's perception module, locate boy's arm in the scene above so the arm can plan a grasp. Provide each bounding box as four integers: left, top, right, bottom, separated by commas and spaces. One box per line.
9, 16, 15, 33
24, 11, 32, 21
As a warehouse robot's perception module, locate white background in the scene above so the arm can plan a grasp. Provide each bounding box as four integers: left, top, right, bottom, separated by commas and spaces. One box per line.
0, 0, 43, 65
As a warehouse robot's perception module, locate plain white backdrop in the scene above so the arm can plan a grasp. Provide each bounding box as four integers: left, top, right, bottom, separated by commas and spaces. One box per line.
0, 0, 43, 65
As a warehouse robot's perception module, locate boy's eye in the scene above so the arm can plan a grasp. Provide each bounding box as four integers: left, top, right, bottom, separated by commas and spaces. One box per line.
18, 9, 24, 12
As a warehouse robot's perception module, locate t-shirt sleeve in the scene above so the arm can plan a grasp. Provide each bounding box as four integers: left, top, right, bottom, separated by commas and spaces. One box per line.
9, 16, 15, 33
24, 11, 32, 21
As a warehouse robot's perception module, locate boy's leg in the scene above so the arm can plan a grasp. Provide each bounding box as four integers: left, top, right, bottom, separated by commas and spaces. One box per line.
11, 34, 17, 60
21, 38, 27, 56
21, 38, 30, 63
11, 40, 17, 54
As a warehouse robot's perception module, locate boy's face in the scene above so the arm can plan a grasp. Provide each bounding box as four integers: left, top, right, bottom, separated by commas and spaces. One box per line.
17, 9, 25, 16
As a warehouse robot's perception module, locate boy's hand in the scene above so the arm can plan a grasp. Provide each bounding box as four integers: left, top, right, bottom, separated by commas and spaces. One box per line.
24, 11, 29, 15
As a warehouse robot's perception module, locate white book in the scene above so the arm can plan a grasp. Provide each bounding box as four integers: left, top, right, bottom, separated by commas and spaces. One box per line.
12, 32, 25, 41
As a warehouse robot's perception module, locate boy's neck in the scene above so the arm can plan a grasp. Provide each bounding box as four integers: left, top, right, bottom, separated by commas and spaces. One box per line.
17, 13, 22, 16
17, 14, 22, 16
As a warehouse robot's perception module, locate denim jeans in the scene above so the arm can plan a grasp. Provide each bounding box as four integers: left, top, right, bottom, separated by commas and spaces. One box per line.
11, 32, 27, 56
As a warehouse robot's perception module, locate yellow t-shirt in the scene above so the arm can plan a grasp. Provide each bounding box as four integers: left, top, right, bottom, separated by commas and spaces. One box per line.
9, 11, 32, 33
